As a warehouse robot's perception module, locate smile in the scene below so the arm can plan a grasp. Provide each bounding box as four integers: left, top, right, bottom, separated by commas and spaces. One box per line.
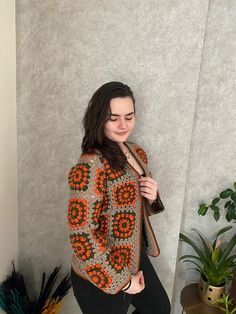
116, 132, 128, 136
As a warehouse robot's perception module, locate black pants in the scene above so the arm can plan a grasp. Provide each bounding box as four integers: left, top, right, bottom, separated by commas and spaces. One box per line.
71, 234, 171, 314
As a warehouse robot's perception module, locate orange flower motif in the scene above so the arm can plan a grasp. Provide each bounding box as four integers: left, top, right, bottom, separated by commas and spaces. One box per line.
85, 264, 112, 290
135, 147, 148, 164
70, 233, 94, 261
91, 229, 108, 252
68, 163, 91, 191
112, 211, 136, 239
100, 157, 125, 181
113, 181, 137, 207
91, 200, 102, 226
91, 214, 109, 251
101, 191, 109, 212
68, 197, 88, 228
98, 214, 109, 234
94, 168, 106, 196
107, 244, 133, 273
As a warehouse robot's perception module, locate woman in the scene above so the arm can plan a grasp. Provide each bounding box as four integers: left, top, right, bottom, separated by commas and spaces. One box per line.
67, 82, 171, 314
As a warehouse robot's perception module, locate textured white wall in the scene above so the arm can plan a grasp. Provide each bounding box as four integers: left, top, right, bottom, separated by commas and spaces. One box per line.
0, 0, 18, 300
15, 1, 236, 313
172, 1, 236, 313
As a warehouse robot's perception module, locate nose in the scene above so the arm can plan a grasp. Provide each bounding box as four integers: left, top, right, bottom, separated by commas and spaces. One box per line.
118, 118, 127, 129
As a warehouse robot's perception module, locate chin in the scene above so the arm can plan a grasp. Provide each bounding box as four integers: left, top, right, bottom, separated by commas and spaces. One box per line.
113, 134, 130, 143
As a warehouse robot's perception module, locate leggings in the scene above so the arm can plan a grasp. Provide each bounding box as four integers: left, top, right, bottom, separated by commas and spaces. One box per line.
71, 234, 171, 314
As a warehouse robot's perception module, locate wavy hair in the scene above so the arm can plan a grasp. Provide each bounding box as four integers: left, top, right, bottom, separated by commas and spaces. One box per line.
82, 81, 135, 169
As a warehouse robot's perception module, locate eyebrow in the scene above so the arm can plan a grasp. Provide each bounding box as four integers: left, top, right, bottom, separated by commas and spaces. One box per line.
110, 112, 135, 117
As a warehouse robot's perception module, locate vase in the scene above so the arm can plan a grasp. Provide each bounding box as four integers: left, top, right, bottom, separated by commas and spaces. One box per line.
198, 276, 226, 307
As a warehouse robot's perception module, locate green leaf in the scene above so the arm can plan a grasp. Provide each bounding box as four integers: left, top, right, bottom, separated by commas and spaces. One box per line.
234, 182, 236, 189
211, 247, 221, 263
185, 267, 202, 275
231, 307, 236, 314
226, 204, 236, 222
215, 226, 232, 239
179, 233, 209, 264
212, 197, 220, 205
231, 192, 236, 202
191, 229, 211, 259
214, 211, 220, 221
212, 226, 232, 247
179, 254, 202, 262
220, 189, 233, 199
182, 260, 204, 273
226, 212, 233, 222
229, 203, 236, 211
210, 205, 220, 212
225, 200, 232, 208
198, 203, 208, 216
219, 234, 236, 264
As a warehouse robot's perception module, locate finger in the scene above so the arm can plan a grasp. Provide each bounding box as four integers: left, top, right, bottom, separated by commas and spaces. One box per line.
140, 280, 145, 290
140, 189, 157, 199
137, 270, 143, 279
138, 177, 157, 184
140, 186, 153, 192
139, 181, 157, 189
139, 179, 156, 186
140, 274, 145, 285
140, 191, 156, 201
138, 176, 153, 181
140, 190, 154, 197
140, 185, 157, 194
139, 181, 155, 188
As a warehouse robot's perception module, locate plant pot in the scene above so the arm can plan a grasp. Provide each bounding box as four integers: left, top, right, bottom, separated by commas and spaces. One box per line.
198, 276, 226, 307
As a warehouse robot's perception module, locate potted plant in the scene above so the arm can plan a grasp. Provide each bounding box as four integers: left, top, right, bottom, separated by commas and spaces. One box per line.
215, 293, 236, 314
179, 226, 236, 306
198, 182, 236, 222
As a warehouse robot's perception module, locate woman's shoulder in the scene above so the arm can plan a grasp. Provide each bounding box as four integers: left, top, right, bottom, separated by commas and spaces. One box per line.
69, 151, 104, 174
126, 141, 145, 149
126, 141, 148, 154
75, 150, 104, 166
68, 152, 106, 189
126, 141, 149, 164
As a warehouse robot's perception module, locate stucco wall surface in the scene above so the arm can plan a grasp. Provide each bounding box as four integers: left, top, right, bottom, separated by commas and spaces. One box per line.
172, 1, 236, 313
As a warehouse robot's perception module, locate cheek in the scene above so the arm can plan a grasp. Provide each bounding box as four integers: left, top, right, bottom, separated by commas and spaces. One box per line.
104, 122, 114, 136
129, 119, 135, 130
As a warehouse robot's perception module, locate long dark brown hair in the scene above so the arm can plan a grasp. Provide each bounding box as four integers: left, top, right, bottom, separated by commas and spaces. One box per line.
82, 81, 135, 169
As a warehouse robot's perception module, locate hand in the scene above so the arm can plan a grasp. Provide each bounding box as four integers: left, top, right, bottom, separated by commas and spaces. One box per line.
138, 176, 158, 204
124, 270, 145, 294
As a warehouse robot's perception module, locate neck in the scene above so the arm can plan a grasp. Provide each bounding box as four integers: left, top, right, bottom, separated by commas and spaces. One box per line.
119, 142, 126, 151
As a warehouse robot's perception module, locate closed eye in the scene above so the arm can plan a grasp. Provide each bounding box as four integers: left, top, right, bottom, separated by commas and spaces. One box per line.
109, 113, 135, 122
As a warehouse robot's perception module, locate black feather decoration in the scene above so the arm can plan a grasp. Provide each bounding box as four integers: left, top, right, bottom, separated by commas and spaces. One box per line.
33, 267, 59, 313
51, 275, 71, 302
0, 261, 31, 313
0, 262, 71, 314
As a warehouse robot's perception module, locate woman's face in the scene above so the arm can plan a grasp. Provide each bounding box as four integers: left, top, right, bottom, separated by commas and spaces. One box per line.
104, 97, 135, 143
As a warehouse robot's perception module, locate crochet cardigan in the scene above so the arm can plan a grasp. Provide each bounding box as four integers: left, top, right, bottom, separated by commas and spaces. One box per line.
67, 142, 164, 294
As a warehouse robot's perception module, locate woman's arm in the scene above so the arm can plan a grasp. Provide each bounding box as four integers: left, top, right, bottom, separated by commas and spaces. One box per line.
138, 175, 165, 215
67, 153, 131, 294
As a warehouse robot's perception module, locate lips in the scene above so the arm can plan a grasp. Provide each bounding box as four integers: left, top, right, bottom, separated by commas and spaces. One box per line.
116, 132, 128, 136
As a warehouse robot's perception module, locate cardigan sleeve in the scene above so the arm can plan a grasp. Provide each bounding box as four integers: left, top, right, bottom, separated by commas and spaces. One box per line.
146, 168, 165, 216
67, 153, 131, 294
149, 191, 165, 215
134, 143, 165, 217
